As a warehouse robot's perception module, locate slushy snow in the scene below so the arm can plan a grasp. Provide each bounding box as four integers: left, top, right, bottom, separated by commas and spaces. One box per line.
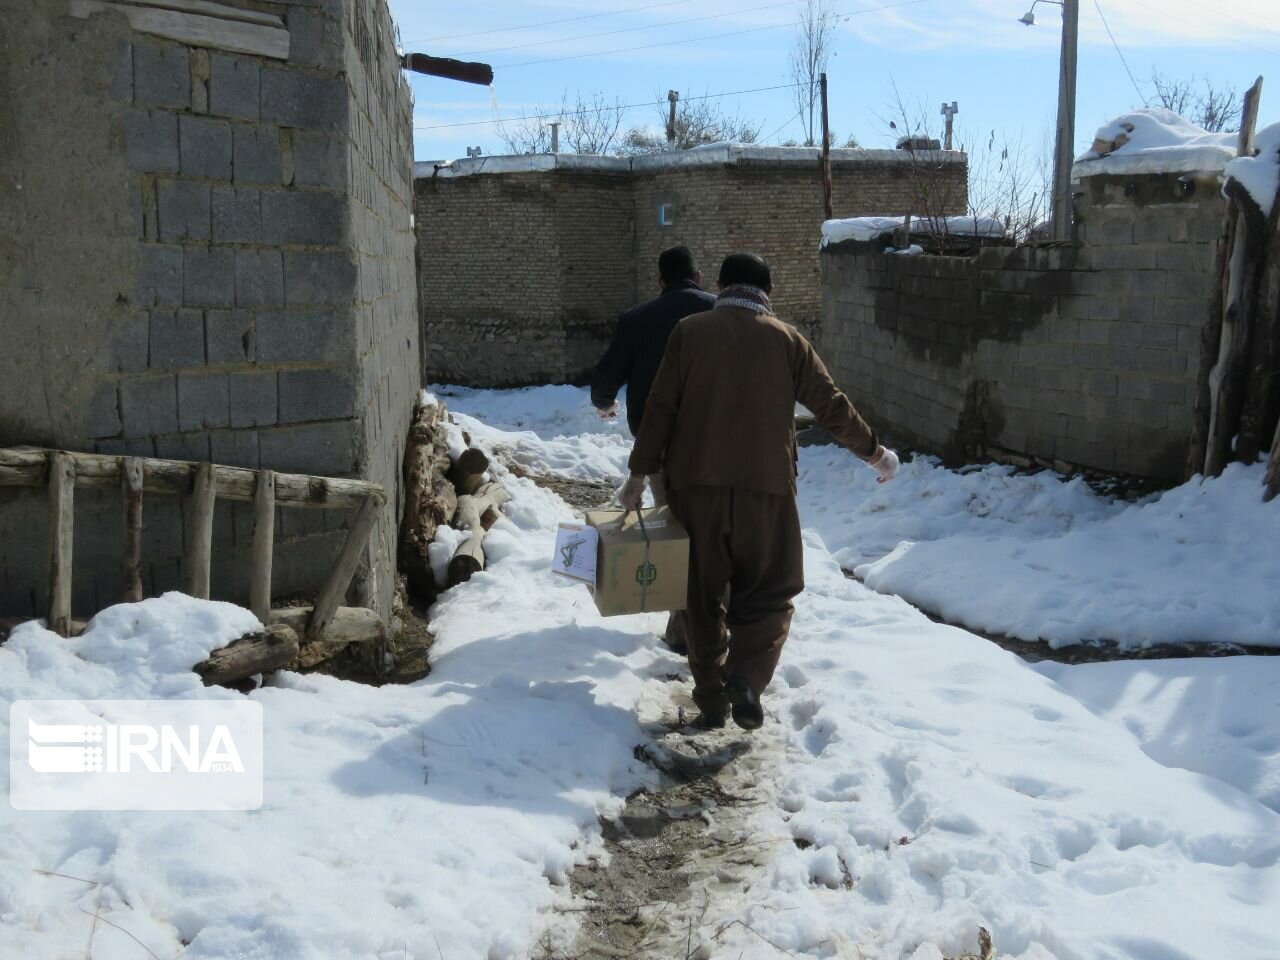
2, 384, 1276, 959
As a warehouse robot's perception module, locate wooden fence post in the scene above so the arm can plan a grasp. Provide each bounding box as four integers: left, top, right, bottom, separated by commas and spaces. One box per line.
122, 457, 144, 603
184, 462, 216, 599
250, 470, 275, 623
47, 452, 75, 636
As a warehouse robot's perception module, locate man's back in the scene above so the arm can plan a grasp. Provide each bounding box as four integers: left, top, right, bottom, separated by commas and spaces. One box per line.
591, 281, 715, 434
630, 305, 878, 496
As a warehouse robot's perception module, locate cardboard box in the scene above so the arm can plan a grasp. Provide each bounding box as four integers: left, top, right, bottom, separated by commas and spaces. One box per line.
582, 507, 689, 617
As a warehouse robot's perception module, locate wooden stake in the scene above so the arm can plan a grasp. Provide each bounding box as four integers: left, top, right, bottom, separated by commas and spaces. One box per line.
47, 452, 75, 637
184, 462, 216, 599
820, 72, 832, 222
122, 457, 144, 603
1190, 76, 1264, 478
250, 470, 275, 623
1264, 418, 1280, 502
307, 494, 380, 641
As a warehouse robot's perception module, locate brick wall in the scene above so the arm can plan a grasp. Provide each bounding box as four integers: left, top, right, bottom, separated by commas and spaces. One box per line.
819, 171, 1223, 480
0, 0, 416, 620
416, 148, 966, 384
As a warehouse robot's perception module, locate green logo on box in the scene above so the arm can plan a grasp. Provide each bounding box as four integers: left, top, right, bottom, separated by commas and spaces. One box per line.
635, 562, 657, 587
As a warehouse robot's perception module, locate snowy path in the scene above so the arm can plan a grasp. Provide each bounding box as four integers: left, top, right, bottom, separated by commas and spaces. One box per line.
0, 384, 1276, 960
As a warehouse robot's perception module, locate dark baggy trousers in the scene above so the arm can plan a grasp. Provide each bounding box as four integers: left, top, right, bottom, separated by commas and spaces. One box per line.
666, 485, 804, 715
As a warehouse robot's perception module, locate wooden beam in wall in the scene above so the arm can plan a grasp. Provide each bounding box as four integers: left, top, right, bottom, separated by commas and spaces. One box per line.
69, 0, 290, 60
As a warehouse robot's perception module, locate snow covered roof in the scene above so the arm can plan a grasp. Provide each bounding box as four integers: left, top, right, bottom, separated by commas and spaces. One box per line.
1224, 122, 1280, 217
414, 142, 964, 180
1072, 108, 1238, 179
820, 215, 1005, 248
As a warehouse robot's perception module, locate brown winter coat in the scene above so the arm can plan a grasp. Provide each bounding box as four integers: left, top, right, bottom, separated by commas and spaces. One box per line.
628, 306, 879, 496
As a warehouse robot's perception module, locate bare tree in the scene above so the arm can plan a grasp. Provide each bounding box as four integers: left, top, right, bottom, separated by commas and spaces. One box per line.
789, 0, 838, 147
620, 93, 762, 154
495, 89, 629, 156
1148, 70, 1241, 133
879, 87, 1049, 245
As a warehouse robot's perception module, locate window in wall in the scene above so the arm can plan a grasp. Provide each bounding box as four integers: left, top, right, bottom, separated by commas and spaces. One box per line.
658, 202, 675, 227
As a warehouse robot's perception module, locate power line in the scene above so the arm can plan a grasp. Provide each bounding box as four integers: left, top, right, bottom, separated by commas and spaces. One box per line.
762, 106, 808, 143
413, 81, 807, 132
1159, 0, 1280, 41
493, 0, 934, 70
453, 0, 807, 58
1126, 0, 1274, 57
1094, 0, 1147, 105
400, 0, 694, 46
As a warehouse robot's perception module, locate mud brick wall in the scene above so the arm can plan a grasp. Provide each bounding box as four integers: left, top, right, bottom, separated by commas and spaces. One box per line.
819, 171, 1223, 481
416, 148, 966, 385
0, 0, 417, 620
416, 168, 635, 386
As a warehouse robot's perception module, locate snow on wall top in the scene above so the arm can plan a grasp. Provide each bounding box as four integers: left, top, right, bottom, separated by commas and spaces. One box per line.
1072, 108, 1237, 179
414, 142, 964, 180
1224, 122, 1280, 217
821, 215, 1005, 247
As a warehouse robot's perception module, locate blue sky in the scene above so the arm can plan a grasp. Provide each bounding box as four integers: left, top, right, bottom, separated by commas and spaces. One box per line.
389, 0, 1279, 163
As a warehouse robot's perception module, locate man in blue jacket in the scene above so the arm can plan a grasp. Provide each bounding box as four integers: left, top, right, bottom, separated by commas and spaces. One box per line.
592, 245, 714, 656
591, 245, 716, 444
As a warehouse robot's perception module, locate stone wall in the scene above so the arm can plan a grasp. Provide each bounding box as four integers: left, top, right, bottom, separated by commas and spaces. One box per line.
0, 0, 417, 620
416, 147, 966, 385
819, 170, 1223, 480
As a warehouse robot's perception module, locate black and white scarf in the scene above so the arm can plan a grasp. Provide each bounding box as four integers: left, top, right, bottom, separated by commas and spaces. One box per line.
715, 284, 773, 314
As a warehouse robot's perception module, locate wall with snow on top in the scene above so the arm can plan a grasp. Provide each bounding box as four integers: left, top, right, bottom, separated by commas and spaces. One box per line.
820, 166, 1225, 480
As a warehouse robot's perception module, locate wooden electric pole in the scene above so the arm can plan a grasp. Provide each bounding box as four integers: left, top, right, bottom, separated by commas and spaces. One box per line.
667, 90, 679, 148
1051, 0, 1079, 241
820, 72, 832, 221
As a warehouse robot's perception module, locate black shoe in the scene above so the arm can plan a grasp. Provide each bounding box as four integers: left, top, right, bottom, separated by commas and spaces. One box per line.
726, 676, 764, 731
696, 710, 728, 730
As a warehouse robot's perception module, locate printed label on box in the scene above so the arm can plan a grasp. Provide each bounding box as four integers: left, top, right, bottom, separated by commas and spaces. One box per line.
552, 522, 599, 585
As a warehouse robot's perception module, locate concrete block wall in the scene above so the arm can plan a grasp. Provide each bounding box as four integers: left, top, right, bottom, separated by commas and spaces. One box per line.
416, 149, 966, 385
0, 0, 417, 620
818, 171, 1223, 481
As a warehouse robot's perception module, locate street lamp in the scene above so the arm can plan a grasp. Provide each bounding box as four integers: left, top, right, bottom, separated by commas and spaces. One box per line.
1018, 0, 1079, 242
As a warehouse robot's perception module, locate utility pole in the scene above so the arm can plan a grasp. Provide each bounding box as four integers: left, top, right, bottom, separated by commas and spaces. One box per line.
666, 90, 679, 148
549, 121, 560, 154
820, 72, 832, 221
1052, 0, 1079, 241
940, 101, 959, 151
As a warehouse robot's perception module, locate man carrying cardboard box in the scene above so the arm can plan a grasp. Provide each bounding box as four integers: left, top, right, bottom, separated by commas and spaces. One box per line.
620, 253, 899, 731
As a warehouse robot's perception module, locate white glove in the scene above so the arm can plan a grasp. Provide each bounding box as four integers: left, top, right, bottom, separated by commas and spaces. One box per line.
596, 402, 619, 420
618, 474, 646, 511
867, 446, 900, 484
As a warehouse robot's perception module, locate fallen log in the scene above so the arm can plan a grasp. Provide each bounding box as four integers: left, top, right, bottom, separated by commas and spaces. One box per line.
270, 605, 385, 670
447, 447, 489, 497
447, 481, 511, 586
399, 401, 458, 599
195, 623, 299, 687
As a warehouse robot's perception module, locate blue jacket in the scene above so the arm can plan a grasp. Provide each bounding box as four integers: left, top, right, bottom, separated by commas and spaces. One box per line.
590, 280, 717, 435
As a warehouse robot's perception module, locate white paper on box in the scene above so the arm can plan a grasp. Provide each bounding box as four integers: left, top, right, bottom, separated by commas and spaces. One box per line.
552, 522, 599, 585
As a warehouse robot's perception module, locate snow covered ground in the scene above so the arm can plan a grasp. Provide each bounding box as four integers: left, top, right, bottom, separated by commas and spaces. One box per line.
2, 384, 1277, 959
